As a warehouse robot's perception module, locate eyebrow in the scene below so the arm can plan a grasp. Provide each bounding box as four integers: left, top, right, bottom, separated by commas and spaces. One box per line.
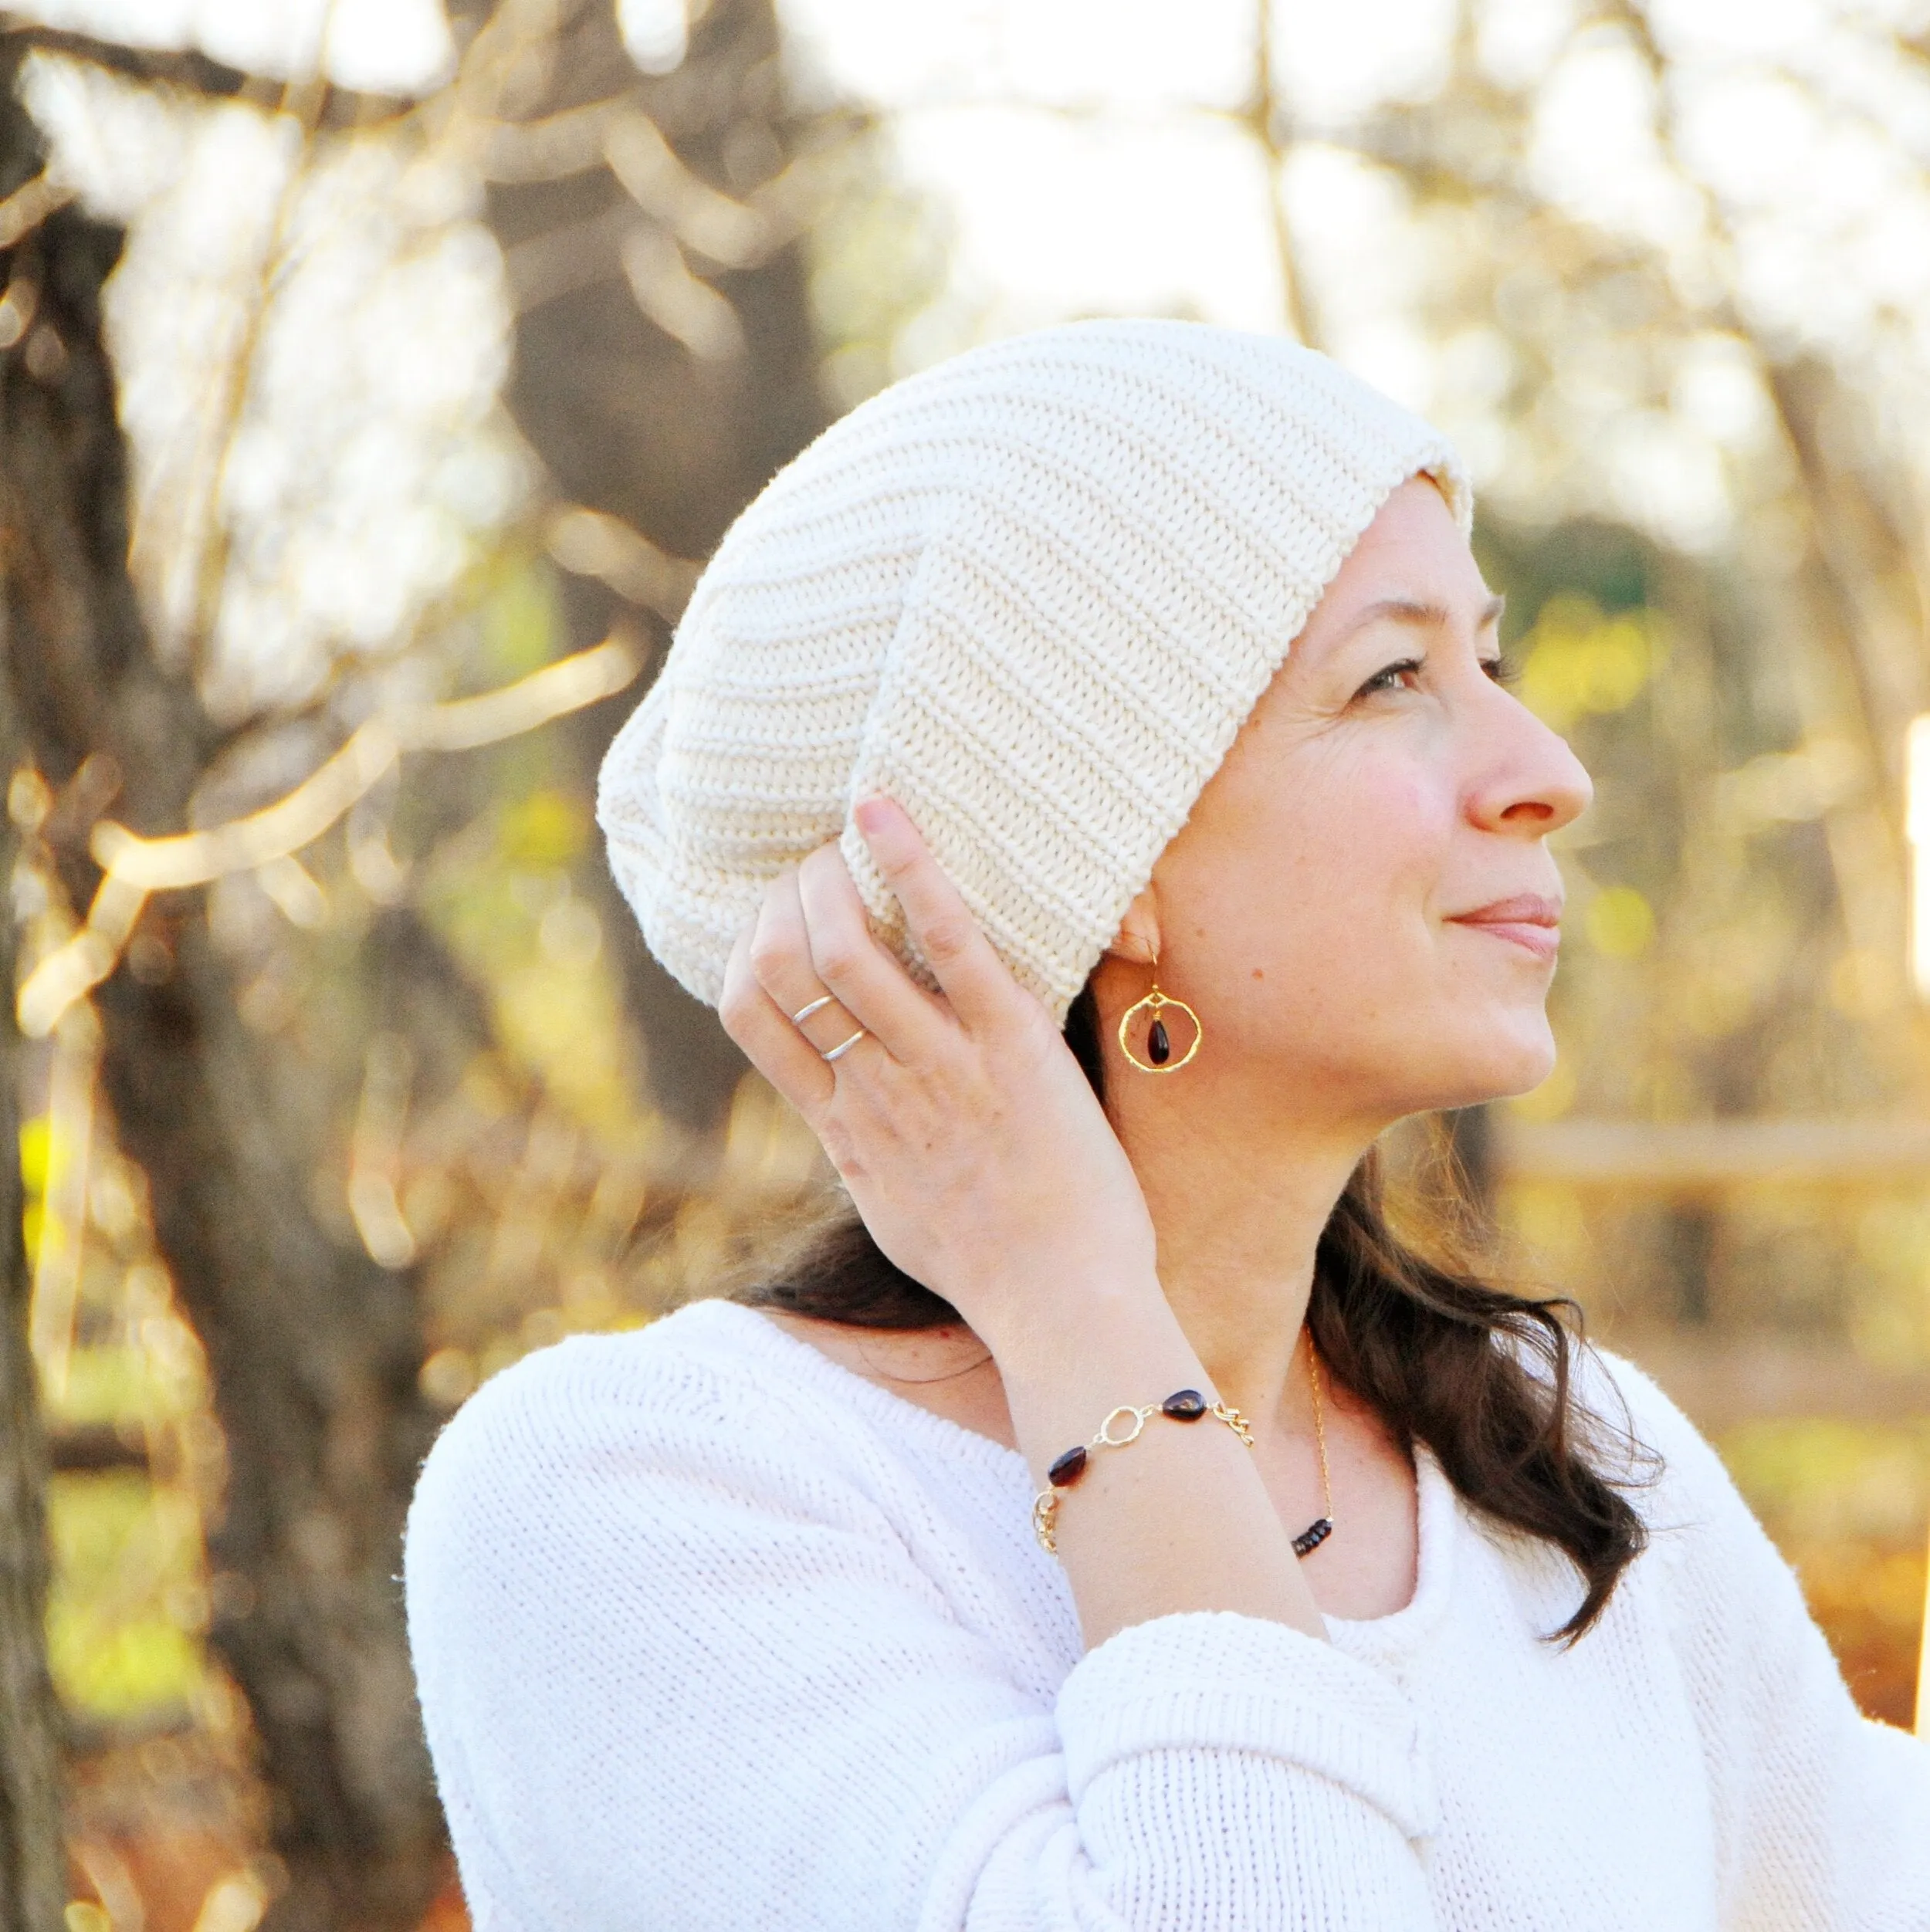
1340, 593, 1507, 638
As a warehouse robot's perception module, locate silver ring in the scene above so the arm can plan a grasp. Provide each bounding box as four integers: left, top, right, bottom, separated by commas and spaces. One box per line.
791, 993, 837, 1025
821, 1028, 868, 1063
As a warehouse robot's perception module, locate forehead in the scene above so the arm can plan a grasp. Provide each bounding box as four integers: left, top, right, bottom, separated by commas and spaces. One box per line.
1337, 477, 1480, 585
1294, 480, 1492, 645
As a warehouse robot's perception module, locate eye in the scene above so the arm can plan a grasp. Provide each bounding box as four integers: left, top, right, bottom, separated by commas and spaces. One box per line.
1355, 658, 1424, 699
1482, 655, 1520, 687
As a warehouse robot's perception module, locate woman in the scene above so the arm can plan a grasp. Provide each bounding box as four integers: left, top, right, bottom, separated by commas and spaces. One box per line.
404, 320, 1928, 1929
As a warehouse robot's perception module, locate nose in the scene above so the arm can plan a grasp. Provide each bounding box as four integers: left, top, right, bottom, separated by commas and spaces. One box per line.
1464, 679, 1593, 838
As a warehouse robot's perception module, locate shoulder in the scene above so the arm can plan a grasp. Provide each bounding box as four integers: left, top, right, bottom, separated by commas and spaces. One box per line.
413, 1293, 901, 1483
404, 1299, 911, 1603
418, 1297, 773, 1465
411, 1301, 723, 1510
1569, 1343, 1809, 1611
1573, 1344, 1735, 1507
1575, 1349, 1930, 1905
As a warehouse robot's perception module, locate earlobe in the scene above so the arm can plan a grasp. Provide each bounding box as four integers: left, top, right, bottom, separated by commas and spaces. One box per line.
1106, 885, 1161, 966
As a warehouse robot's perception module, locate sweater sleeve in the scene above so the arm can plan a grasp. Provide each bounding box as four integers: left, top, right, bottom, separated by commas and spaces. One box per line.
1607, 1357, 1930, 1930
403, 1335, 1437, 1932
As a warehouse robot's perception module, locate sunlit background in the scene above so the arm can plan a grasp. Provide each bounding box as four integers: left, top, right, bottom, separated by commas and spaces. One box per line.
2, 0, 1929, 1927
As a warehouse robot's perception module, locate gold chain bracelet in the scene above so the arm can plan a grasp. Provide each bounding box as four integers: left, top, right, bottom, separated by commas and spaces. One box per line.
1030, 1388, 1253, 1554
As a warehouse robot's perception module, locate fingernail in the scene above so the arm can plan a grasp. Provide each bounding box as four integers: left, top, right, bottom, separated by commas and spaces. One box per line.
853, 794, 890, 837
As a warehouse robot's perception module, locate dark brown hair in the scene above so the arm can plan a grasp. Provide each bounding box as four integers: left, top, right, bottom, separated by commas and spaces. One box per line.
742, 983, 1653, 1641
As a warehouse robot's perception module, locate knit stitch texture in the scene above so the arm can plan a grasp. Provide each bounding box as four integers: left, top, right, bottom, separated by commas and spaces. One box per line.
596, 320, 1471, 1023
405, 1299, 1930, 1930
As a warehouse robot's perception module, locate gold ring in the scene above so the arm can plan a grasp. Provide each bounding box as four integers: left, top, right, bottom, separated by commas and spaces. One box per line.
821, 1028, 868, 1063
791, 993, 837, 1025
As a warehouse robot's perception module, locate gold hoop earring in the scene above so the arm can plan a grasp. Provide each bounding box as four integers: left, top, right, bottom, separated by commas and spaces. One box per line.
1118, 979, 1202, 1074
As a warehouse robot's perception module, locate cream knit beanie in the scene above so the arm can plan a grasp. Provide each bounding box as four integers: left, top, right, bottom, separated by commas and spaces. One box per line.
598, 319, 1471, 1025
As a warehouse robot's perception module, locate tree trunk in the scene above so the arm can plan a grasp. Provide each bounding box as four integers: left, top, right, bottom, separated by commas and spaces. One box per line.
0, 37, 445, 1932
0, 49, 75, 1932
0, 715, 64, 1932
485, 0, 829, 1137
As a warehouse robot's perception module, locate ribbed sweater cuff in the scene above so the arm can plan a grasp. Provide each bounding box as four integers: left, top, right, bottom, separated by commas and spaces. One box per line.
1056, 1611, 1437, 1841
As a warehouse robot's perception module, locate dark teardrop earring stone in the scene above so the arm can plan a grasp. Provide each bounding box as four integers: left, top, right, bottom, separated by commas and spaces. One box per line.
1148, 1017, 1170, 1065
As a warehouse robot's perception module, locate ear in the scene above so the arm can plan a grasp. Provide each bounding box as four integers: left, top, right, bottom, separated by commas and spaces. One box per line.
1105, 881, 1161, 966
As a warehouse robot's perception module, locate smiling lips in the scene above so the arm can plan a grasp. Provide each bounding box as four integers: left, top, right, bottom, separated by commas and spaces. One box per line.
1448, 894, 1563, 963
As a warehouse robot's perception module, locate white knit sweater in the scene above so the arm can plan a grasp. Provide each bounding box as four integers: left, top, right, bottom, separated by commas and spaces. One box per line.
403, 1298, 1930, 1930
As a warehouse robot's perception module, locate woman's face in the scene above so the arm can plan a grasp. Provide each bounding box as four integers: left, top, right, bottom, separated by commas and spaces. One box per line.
1119, 477, 1591, 1128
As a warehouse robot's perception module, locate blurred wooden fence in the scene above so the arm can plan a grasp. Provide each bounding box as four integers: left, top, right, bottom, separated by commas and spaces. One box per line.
1497, 1114, 1930, 1423
1495, 1112, 1930, 1733
1501, 1117, 1930, 1192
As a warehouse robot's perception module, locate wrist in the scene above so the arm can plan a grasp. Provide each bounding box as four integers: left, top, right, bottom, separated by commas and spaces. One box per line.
975, 1265, 1194, 1392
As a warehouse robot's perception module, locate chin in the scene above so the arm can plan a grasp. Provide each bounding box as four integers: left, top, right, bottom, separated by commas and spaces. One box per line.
1464, 1020, 1558, 1105
1390, 1010, 1556, 1114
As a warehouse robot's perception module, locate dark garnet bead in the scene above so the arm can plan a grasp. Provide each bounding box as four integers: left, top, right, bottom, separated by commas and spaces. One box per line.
1147, 1017, 1171, 1064
1292, 1518, 1333, 1558
1161, 1389, 1208, 1421
1047, 1445, 1089, 1488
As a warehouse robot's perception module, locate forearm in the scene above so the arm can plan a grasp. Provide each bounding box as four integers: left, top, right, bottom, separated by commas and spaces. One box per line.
987, 1271, 1326, 1648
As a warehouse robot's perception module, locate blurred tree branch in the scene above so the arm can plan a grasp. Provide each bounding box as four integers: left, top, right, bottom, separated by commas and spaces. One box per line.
2, 25, 422, 129
16, 634, 642, 1040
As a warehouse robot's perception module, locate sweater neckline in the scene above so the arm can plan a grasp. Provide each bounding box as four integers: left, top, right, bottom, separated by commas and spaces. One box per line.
687, 1296, 1034, 1477
681, 1295, 1454, 1645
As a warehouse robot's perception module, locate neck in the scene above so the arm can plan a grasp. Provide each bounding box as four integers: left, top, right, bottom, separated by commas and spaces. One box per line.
1106, 1071, 1373, 1430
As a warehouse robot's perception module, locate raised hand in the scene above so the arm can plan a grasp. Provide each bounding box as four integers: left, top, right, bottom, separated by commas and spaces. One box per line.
718, 794, 1156, 1355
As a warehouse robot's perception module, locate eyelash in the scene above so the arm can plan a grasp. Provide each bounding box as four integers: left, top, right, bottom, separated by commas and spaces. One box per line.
1357, 658, 1422, 697
1355, 656, 1517, 699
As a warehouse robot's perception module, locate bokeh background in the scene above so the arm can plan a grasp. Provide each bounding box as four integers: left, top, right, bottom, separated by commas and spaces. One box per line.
0, 1, 1927, 1928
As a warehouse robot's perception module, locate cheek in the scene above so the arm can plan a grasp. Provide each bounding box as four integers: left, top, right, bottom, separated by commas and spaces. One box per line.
1259, 756, 1454, 955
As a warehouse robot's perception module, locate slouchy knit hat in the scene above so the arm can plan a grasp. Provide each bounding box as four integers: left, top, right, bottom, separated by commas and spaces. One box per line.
598, 318, 1471, 1025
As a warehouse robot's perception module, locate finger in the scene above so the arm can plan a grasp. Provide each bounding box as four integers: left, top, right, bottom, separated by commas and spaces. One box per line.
795, 840, 953, 1064
852, 794, 1022, 1032
747, 864, 876, 1058
718, 912, 835, 1114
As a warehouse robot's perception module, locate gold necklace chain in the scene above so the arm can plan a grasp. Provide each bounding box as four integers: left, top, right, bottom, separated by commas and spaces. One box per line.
1309, 1342, 1334, 1520
1292, 1339, 1336, 1559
